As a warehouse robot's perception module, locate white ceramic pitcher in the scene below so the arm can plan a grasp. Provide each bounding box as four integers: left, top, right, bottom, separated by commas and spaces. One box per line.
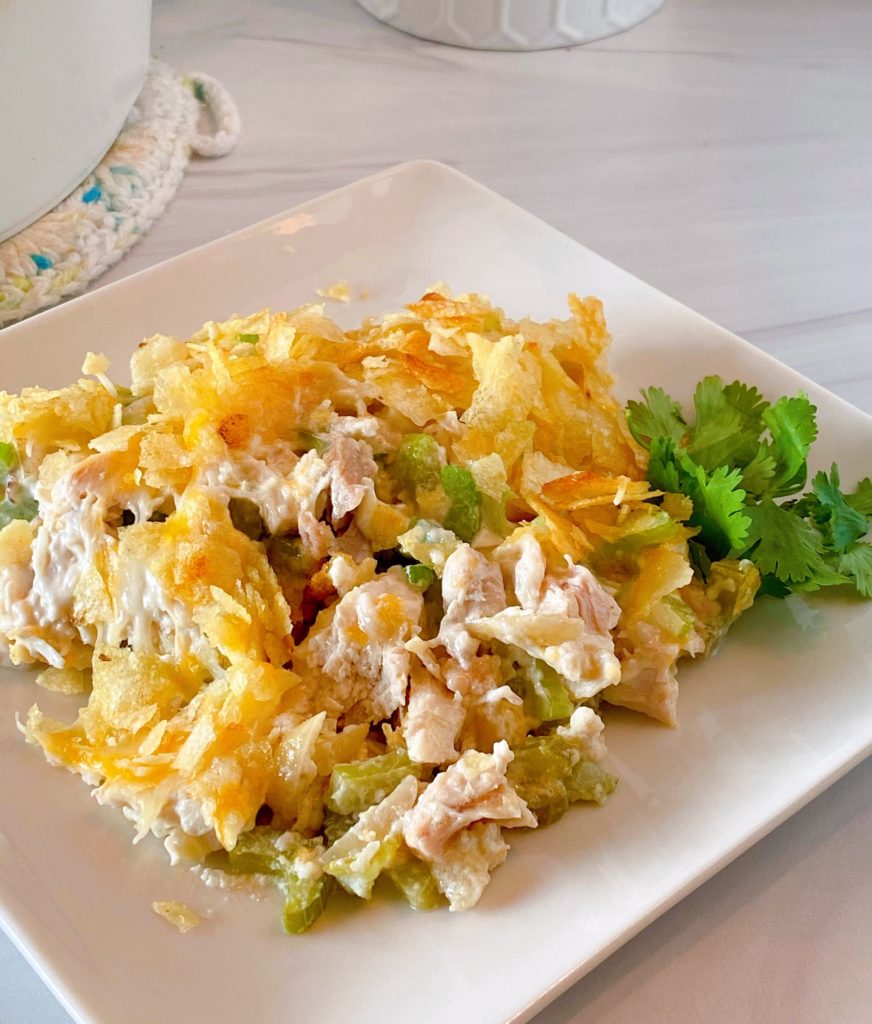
355, 0, 665, 50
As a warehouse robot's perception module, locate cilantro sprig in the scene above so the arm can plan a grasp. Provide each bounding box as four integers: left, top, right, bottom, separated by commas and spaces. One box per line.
626, 377, 872, 597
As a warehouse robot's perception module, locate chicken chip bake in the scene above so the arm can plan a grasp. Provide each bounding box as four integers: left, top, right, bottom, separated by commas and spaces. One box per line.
0, 288, 757, 929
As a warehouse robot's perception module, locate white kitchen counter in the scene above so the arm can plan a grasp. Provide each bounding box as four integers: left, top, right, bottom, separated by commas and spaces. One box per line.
3, 0, 872, 1021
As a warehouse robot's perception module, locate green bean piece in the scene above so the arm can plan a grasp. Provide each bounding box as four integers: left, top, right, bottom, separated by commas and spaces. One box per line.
326, 748, 426, 816
228, 497, 266, 539
441, 464, 482, 542
395, 434, 442, 495
403, 563, 436, 590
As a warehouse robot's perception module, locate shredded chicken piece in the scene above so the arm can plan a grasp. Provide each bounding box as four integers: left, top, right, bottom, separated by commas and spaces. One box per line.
473, 531, 622, 699
443, 653, 504, 700
557, 706, 607, 761
290, 450, 332, 519
430, 822, 508, 912
324, 436, 378, 520
469, 610, 620, 699
539, 560, 621, 633
198, 441, 307, 535
403, 741, 535, 864
104, 556, 211, 668
298, 572, 423, 722
403, 670, 464, 765
443, 653, 528, 752
495, 530, 545, 608
437, 544, 506, 667
298, 510, 333, 561
3, 459, 114, 667
606, 620, 693, 727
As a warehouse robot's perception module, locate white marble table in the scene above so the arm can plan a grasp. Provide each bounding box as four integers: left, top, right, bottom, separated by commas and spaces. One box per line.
4, 0, 872, 1021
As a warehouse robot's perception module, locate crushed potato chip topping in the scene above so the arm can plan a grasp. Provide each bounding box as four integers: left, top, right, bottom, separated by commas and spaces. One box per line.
152, 899, 201, 933
316, 280, 351, 303
0, 288, 758, 929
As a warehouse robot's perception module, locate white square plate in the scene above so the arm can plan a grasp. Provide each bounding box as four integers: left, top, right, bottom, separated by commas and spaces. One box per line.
1, 161, 871, 1024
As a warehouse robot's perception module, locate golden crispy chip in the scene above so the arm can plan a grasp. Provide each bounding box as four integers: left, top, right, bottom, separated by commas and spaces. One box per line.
363, 360, 452, 425
90, 645, 203, 735
524, 493, 593, 562
400, 352, 475, 408
542, 472, 661, 510
73, 559, 114, 626
455, 333, 538, 472
88, 424, 142, 454
0, 380, 117, 459
131, 335, 191, 395
662, 492, 694, 522
316, 280, 350, 303
152, 900, 201, 933
139, 430, 194, 492
127, 489, 295, 667
468, 454, 509, 501
619, 547, 694, 622
36, 667, 91, 696
0, 518, 34, 567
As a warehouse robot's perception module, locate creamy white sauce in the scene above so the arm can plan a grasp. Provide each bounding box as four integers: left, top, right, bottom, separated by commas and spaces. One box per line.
0, 474, 104, 666
197, 449, 308, 535
102, 559, 214, 670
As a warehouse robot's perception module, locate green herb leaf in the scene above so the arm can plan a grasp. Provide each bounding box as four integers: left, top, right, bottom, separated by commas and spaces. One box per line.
739, 446, 777, 497
722, 380, 770, 426
646, 437, 749, 560
627, 376, 870, 599
625, 387, 687, 449
810, 464, 868, 554
761, 394, 818, 497
645, 436, 683, 493
757, 574, 792, 598
687, 376, 767, 471
838, 542, 872, 598
682, 459, 750, 560
845, 478, 872, 516
743, 498, 828, 584
788, 560, 852, 593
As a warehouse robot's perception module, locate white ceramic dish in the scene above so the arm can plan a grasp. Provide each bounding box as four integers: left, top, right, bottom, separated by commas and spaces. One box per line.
354, 0, 665, 51
0, 0, 152, 242
1, 161, 871, 1024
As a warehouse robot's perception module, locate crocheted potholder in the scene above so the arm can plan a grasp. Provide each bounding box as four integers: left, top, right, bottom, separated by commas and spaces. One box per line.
0, 61, 241, 327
